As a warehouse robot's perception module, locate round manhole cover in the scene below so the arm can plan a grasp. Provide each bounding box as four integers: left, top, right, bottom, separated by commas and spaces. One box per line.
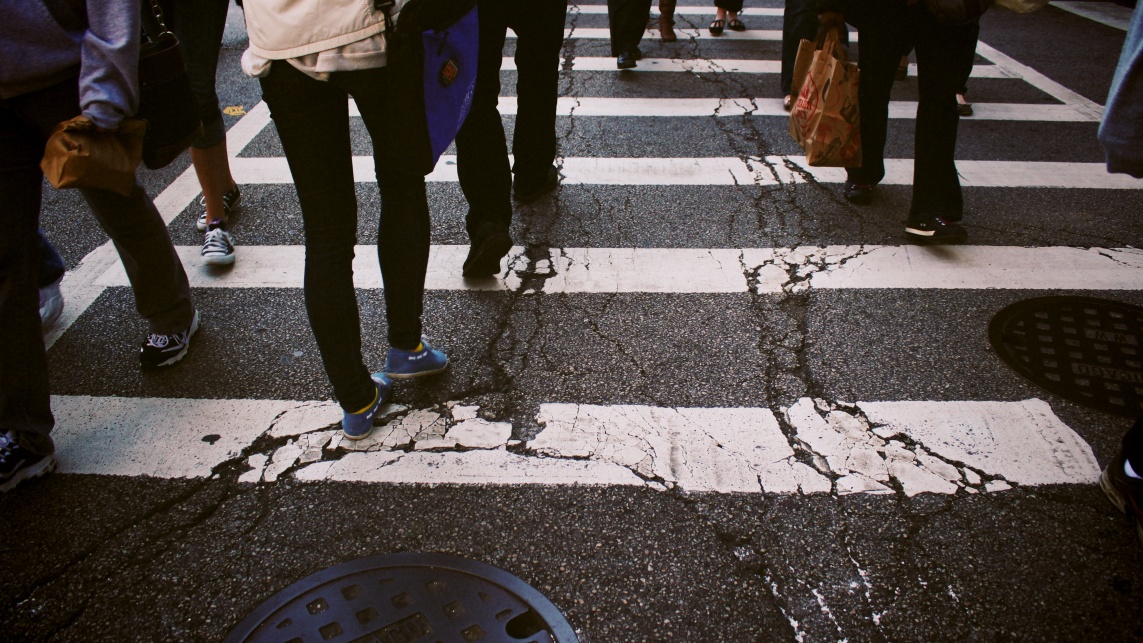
225, 553, 578, 643
989, 296, 1143, 418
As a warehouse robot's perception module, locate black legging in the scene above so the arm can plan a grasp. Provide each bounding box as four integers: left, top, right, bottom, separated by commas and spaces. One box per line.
716, 0, 743, 12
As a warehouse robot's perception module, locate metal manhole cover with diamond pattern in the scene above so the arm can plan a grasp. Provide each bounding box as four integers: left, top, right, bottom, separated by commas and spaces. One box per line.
989, 296, 1143, 418
225, 553, 578, 643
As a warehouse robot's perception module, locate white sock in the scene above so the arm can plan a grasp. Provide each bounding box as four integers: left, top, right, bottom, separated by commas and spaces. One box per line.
1126, 458, 1142, 480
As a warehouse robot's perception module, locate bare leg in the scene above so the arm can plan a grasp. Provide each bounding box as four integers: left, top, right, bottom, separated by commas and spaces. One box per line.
191, 140, 237, 225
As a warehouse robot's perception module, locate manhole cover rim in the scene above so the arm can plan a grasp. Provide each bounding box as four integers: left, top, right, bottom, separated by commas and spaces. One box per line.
224, 552, 577, 643
989, 295, 1143, 418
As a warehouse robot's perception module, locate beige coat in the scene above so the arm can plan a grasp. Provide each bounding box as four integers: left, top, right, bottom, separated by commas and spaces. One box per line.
242, 0, 409, 59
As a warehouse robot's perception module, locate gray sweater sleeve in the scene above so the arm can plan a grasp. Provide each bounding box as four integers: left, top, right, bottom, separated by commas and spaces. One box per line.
80, 0, 141, 129
1098, 3, 1143, 179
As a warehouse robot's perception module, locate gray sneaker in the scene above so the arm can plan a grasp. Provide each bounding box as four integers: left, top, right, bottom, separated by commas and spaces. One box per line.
196, 185, 242, 231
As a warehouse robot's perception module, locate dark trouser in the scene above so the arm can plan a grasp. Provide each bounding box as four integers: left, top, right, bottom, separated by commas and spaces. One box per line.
781, 0, 849, 95
36, 231, 65, 288
455, 0, 568, 239
0, 78, 194, 437
715, 0, 744, 12
608, 0, 653, 56
845, 2, 976, 220
158, 0, 230, 149
954, 20, 980, 96
258, 62, 430, 412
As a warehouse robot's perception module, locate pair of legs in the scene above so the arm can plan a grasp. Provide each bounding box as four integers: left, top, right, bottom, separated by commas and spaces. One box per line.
842, 2, 976, 231
159, 0, 240, 263
455, 0, 568, 260
0, 77, 195, 458
711, 0, 744, 33
259, 62, 435, 413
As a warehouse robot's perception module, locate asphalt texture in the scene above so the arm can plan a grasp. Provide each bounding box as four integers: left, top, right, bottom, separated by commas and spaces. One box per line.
6, 2, 1143, 641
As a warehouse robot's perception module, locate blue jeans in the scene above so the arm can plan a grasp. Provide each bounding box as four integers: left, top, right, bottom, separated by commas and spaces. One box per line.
259, 62, 431, 412
0, 78, 194, 437
36, 231, 65, 288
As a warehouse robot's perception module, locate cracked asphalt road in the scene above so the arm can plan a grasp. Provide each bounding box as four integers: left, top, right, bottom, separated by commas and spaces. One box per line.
6, 2, 1143, 641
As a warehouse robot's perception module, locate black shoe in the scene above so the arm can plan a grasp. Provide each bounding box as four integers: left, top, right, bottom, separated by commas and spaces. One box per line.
617, 50, 637, 69
140, 309, 201, 369
0, 430, 56, 493
843, 181, 875, 205
904, 216, 967, 245
513, 165, 560, 204
1102, 447, 1143, 546
463, 226, 513, 278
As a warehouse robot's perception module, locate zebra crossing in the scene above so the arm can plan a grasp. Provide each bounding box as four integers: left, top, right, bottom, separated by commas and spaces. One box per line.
21, 2, 1143, 640
44, 1, 1142, 496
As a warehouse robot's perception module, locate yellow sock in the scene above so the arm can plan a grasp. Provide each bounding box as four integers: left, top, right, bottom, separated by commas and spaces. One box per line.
414, 342, 424, 352
351, 385, 379, 415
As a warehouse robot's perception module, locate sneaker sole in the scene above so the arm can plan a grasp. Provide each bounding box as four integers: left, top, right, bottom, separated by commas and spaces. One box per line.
196, 214, 209, 232
0, 454, 57, 492
905, 229, 967, 245
1101, 466, 1128, 514
203, 252, 236, 266
385, 364, 449, 380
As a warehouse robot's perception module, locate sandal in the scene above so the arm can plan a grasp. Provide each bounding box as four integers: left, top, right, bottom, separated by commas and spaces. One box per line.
727, 18, 746, 31
709, 19, 725, 35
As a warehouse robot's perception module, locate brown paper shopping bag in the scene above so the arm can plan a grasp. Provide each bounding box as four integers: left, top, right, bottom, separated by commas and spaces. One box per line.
790, 38, 816, 101
40, 115, 146, 196
788, 33, 862, 168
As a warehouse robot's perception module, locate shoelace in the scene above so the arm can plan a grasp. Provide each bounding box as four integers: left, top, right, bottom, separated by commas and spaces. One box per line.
202, 229, 232, 255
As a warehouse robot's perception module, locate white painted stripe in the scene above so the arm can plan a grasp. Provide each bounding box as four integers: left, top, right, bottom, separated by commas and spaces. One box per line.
50, 395, 295, 478
571, 5, 785, 16
1051, 1, 1133, 30
229, 155, 1143, 190
512, 57, 1009, 79
350, 96, 1096, 122
93, 245, 1143, 293
973, 41, 1105, 121
556, 27, 787, 40
47, 395, 1098, 495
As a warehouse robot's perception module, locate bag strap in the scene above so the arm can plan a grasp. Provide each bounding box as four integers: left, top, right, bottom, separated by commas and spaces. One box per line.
375, 0, 396, 32
141, 0, 173, 42
815, 27, 848, 63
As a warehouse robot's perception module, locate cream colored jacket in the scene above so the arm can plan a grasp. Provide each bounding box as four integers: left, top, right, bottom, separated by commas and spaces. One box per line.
243, 0, 409, 59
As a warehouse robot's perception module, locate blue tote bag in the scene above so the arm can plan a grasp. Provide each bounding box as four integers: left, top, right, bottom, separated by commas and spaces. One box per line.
379, 0, 479, 175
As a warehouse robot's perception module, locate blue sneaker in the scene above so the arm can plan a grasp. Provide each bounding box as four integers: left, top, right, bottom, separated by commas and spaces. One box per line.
385, 339, 449, 379
341, 374, 392, 440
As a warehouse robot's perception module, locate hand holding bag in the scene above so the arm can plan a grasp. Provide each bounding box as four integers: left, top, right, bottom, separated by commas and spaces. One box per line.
788, 31, 862, 168
40, 115, 147, 196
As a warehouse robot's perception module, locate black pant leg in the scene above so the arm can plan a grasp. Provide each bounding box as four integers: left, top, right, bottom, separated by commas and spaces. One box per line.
847, 3, 907, 185
608, 0, 653, 56
910, 8, 974, 219
455, 0, 513, 239
510, 0, 568, 184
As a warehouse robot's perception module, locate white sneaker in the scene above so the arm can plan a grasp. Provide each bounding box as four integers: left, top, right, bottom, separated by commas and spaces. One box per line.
201, 228, 236, 266
39, 276, 64, 331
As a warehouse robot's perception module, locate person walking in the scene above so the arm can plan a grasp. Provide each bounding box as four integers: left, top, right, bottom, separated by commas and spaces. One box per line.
240, 0, 449, 441
608, 0, 653, 69
455, 0, 568, 278
818, 0, 978, 244
156, 0, 243, 266
1, 0, 199, 491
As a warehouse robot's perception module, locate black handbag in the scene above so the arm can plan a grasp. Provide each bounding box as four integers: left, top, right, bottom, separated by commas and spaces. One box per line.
136, 0, 203, 170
